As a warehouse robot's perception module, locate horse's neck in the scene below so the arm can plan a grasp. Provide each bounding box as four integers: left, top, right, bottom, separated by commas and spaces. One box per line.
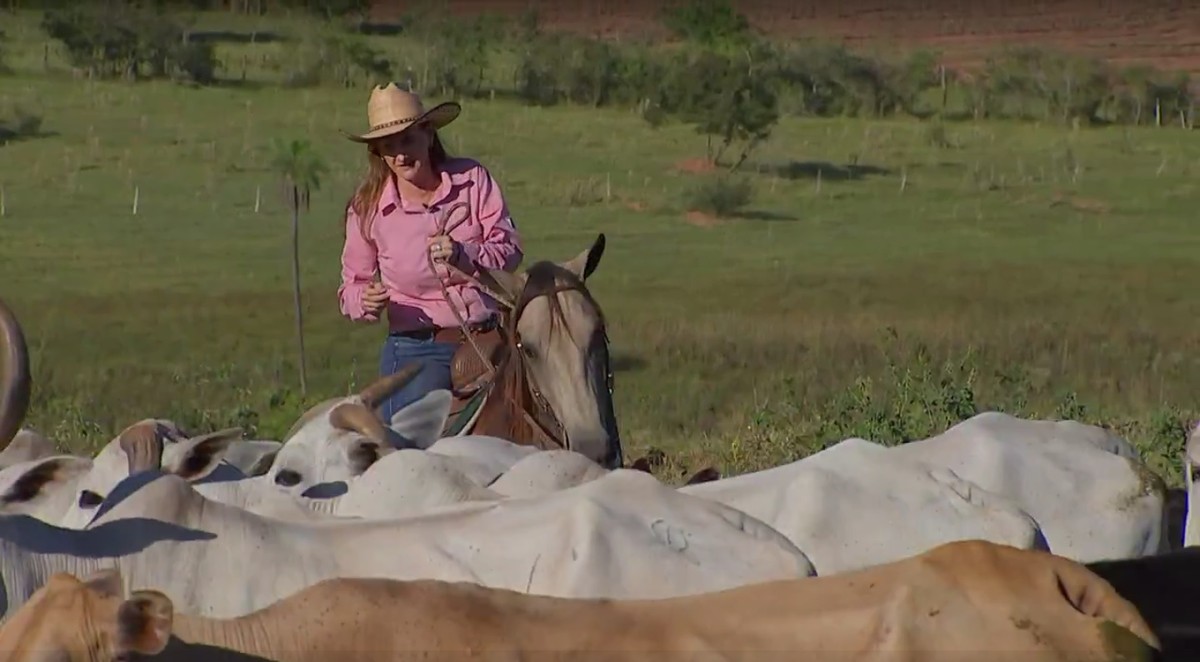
467, 348, 556, 450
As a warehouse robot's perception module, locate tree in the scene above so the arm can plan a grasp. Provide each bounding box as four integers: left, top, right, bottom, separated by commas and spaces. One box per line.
269, 138, 327, 398
654, 43, 781, 170
660, 0, 751, 51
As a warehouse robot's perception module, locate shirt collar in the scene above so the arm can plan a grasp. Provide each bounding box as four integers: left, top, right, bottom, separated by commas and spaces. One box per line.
379, 168, 456, 216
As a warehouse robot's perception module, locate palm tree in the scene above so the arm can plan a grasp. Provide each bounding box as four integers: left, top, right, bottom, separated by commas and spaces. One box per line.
269, 137, 327, 398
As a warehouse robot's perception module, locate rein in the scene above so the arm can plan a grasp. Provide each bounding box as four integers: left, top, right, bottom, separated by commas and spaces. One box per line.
429, 204, 603, 450
428, 201, 498, 384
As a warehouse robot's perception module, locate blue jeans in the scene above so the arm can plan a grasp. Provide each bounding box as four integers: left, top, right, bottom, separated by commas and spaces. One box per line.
377, 333, 458, 423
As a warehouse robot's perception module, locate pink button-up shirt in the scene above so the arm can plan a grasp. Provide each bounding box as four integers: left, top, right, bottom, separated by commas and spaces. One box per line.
337, 157, 524, 333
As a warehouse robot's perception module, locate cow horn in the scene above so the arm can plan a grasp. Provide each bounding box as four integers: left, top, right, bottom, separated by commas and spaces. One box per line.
357, 363, 423, 410
118, 420, 166, 474
328, 402, 391, 447
0, 298, 31, 453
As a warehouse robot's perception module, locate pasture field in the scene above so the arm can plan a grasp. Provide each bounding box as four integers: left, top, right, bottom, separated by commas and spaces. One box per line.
0, 8, 1198, 484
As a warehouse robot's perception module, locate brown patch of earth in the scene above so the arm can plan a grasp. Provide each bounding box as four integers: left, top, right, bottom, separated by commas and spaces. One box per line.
1051, 193, 1111, 214
674, 158, 716, 175
684, 210, 721, 227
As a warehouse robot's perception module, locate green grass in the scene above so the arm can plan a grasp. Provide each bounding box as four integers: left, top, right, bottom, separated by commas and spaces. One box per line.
1, 11, 1198, 486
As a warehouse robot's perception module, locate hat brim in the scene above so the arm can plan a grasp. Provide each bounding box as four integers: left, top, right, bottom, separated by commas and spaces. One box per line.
340, 101, 461, 143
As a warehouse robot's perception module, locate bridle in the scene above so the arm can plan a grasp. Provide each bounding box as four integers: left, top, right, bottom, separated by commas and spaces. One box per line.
502, 278, 615, 451
429, 202, 614, 452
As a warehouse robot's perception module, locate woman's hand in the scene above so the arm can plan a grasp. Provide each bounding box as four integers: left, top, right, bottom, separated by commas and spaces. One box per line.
361, 282, 389, 316
427, 235, 459, 264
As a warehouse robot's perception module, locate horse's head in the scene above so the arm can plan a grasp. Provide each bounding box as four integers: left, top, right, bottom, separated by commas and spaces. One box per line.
477, 234, 622, 469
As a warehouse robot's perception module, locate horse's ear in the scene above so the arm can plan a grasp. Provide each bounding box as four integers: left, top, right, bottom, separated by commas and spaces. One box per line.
476, 269, 525, 308
562, 233, 605, 281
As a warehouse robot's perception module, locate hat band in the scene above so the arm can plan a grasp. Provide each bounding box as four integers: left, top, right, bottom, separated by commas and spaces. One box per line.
368, 113, 424, 132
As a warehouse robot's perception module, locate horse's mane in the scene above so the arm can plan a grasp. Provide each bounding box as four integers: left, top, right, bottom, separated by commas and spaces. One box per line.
515, 261, 606, 345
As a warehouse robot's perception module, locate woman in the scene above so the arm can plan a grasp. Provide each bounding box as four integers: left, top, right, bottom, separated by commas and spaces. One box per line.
337, 83, 524, 423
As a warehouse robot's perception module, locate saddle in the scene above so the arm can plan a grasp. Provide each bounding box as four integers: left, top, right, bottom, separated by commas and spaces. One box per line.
449, 327, 506, 398
442, 327, 506, 437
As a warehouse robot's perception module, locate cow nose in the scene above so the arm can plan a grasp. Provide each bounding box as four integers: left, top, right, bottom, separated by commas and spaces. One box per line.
274, 469, 301, 487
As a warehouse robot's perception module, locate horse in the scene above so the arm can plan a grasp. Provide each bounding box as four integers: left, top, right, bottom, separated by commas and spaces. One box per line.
437, 233, 622, 469
438, 233, 717, 484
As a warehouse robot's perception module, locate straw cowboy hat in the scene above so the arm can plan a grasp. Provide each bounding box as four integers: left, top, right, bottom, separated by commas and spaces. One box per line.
341, 83, 461, 143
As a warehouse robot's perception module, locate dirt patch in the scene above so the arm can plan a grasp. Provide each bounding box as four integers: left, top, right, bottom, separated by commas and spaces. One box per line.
674, 158, 716, 175
1050, 193, 1111, 214
684, 210, 721, 228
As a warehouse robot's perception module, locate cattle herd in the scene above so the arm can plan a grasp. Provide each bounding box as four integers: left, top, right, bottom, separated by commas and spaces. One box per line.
0, 295, 1198, 661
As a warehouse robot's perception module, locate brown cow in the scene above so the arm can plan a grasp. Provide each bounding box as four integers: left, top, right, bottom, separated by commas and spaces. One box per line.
0, 540, 1159, 662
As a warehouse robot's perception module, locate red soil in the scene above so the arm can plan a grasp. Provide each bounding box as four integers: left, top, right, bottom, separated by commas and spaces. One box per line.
371, 0, 1200, 75
683, 210, 721, 227
673, 158, 716, 174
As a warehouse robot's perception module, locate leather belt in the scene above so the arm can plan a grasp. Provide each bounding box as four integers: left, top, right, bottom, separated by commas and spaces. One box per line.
392, 316, 498, 344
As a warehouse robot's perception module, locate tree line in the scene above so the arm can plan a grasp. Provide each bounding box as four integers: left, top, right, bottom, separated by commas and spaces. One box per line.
10, 0, 1197, 170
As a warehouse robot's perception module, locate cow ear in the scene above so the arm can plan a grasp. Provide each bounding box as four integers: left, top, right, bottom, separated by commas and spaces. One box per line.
163, 428, 244, 481
1, 456, 91, 505
388, 390, 453, 450
117, 591, 174, 655
347, 438, 390, 475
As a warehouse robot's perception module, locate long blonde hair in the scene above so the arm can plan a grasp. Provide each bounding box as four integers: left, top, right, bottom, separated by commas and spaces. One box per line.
345, 128, 451, 244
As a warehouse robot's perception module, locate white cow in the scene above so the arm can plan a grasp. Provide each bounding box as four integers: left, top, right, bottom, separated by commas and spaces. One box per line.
165, 447, 596, 523
260, 364, 441, 496
191, 448, 508, 522
888, 411, 1168, 562
1181, 422, 1200, 546
0, 301, 274, 524
262, 374, 536, 496
0, 455, 95, 520
196, 444, 618, 522
680, 437, 1048, 575
488, 449, 612, 498
0, 468, 815, 619
0, 422, 273, 526
48, 393, 542, 527
54, 391, 534, 528
453, 412, 1166, 569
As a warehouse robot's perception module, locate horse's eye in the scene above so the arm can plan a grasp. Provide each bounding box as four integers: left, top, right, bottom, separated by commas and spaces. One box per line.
519, 342, 537, 359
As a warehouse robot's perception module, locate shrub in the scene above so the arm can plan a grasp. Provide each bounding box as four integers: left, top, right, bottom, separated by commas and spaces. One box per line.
40, 5, 217, 84
0, 30, 10, 75
514, 33, 631, 107
650, 43, 781, 169
1107, 65, 1193, 126
278, 31, 390, 89
683, 174, 753, 218
412, 14, 505, 99
776, 42, 904, 118
976, 47, 1112, 124
660, 0, 751, 50
0, 105, 44, 145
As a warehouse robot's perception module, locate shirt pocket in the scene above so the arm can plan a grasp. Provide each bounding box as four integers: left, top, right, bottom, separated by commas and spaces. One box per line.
448, 209, 483, 243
